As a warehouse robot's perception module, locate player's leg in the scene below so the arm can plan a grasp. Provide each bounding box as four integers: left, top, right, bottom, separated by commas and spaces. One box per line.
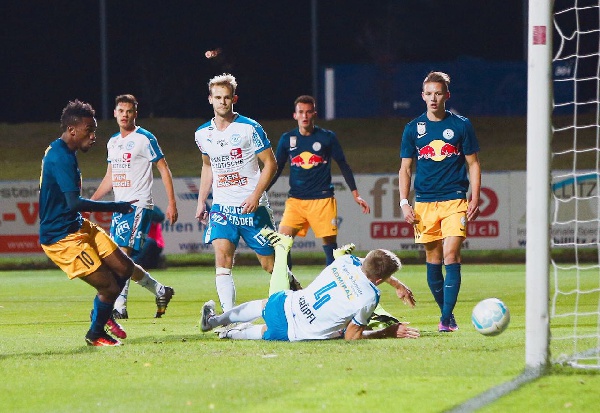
212, 238, 237, 312
439, 199, 468, 331
308, 197, 338, 265
259, 228, 294, 295
201, 299, 266, 331
279, 197, 310, 270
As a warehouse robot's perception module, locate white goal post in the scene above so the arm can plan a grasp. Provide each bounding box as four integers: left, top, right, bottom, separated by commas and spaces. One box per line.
528, 0, 600, 370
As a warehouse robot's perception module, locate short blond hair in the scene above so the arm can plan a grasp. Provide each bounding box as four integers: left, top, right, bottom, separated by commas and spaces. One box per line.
362, 249, 402, 281
208, 73, 237, 95
423, 71, 450, 93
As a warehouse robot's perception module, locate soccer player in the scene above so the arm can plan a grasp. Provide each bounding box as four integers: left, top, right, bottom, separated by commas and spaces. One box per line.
398, 71, 481, 332
91, 94, 176, 319
194, 73, 299, 313
268, 95, 370, 267
200, 229, 420, 341
39, 100, 169, 346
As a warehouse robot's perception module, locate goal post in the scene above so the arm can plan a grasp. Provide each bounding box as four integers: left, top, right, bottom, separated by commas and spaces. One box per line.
526, 0, 552, 370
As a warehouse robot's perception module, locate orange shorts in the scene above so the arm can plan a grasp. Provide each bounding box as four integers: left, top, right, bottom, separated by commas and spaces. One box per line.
279, 197, 338, 238
41, 219, 118, 279
413, 199, 468, 244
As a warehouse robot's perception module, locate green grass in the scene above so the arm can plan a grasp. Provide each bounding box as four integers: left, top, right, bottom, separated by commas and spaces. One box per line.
1, 264, 599, 412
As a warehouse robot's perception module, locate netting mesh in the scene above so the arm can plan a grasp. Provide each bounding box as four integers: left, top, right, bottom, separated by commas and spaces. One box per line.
551, 0, 600, 369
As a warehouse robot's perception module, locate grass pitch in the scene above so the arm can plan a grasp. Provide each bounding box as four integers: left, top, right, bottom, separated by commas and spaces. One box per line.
1, 264, 599, 412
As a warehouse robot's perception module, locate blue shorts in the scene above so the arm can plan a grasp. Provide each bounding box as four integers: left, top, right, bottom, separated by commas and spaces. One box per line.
110, 206, 152, 252
203, 204, 275, 256
262, 291, 290, 341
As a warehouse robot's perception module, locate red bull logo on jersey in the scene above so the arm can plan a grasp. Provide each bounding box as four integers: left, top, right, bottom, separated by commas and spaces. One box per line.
417, 139, 460, 161
289, 151, 327, 169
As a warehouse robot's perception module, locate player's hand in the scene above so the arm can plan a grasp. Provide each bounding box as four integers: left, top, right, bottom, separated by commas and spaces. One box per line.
467, 202, 480, 222
241, 194, 260, 214
395, 282, 416, 308
116, 200, 137, 214
388, 322, 420, 339
195, 205, 208, 225
401, 204, 418, 225
355, 196, 370, 214
333, 243, 355, 259
166, 204, 178, 224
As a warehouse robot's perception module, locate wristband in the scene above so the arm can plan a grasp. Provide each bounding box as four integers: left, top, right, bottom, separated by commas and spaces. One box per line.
399, 199, 410, 207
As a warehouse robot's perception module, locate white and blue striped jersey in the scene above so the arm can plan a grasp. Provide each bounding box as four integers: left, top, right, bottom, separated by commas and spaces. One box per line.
284, 255, 380, 341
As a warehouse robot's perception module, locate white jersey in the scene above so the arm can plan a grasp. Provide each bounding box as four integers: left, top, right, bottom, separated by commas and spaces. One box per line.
106, 126, 164, 209
194, 114, 271, 206
284, 255, 380, 341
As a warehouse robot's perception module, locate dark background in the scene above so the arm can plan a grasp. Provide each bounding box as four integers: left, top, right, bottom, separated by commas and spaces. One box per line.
0, 1, 525, 123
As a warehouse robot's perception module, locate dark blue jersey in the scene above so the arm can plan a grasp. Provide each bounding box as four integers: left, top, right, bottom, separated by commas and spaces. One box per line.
271, 126, 357, 199
400, 111, 480, 202
39, 138, 83, 244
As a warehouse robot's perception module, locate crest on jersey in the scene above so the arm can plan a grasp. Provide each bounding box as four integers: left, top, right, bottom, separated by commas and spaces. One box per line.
290, 136, 297, 149
312, 142, 322, 151
417, 122, 426, 136
443, 129, 455, 140
126, 141, 135, 150
230, 134, 241, 145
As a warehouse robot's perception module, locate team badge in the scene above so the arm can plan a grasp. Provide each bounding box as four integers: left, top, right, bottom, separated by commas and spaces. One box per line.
126, 141, 135, 150
417, 122, 426, 136
230, 134, 241, 145
312, 142, 322, 151
443, 129, 455, 139
290, 136, 297, 149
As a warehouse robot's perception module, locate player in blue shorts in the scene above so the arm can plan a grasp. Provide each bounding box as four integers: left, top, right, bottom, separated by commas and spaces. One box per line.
91, 94, 177, 319
399, 71, 482, 332
200, 229, 419, 341
39, 100, 170, 346
194, 73, 301, 314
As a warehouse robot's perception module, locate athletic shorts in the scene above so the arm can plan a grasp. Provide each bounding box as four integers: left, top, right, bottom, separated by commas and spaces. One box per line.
279, 197, 338, 238
262, 291, 290, 341
41, 219, 119, 279
204, 204, 275, 256
413, 199, 468, 244
110, 206, 152, 252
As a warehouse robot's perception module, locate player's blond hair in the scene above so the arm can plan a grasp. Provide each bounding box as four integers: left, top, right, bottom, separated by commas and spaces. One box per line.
362, 249, 402, 281
208, 73, 237, 95
423, 71, 451, 93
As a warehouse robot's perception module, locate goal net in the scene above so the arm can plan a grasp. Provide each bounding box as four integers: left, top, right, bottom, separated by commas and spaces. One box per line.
550, 0, 600, 369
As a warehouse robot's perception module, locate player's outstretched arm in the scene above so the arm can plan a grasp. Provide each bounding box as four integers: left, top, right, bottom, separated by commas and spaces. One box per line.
386, 275, 416, 308
362, 322, 420, 339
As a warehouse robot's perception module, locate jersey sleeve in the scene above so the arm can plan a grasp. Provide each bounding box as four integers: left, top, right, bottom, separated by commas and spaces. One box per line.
51, 156, 80, 193
330, 132, 358, 191
352, 300, 378, 326
461, 118, 480, 155
146, 134, 165, 162
400, 123, 416, 159
251, 124, 271, 154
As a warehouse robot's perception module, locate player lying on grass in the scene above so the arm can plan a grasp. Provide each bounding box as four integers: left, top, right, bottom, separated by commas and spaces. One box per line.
200, 229, 419, 340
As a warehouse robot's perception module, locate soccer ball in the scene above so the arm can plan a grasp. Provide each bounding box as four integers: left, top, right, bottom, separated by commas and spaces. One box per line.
471, 298, 510, 336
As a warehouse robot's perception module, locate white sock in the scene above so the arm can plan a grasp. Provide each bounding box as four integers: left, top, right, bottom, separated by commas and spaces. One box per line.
133, 264, 165, 297
114, 278, 130, 312
213, 300, 263, 326
215, 268, 235, 312
226, 324, 264, 340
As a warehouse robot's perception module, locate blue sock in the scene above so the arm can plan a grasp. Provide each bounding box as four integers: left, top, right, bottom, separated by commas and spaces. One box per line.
323, 243, 338, 266
426, 263, 444, 311
90, 295, 113, 335
442, 263, 462, 322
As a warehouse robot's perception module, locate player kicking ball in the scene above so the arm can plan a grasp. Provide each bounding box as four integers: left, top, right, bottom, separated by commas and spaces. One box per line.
200, 229, 419, 341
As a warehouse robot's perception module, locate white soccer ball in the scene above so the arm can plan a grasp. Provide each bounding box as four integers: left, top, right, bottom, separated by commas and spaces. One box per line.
471, 298, 510, 336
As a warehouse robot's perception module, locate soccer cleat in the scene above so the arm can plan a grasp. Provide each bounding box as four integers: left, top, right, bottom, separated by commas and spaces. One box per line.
218, 322, 254, 339
259, 228, 293, 252
200, 300, 216, 332
333, 243, 356, 259
288, 269, 303, 291
112, 308, 128, 319
155, 286, 175, 318
448, 314, 459, 331
106, 316, 127, 339
85, 332, 122, 347
368, 305, 400, 329
438, 321, 452, 332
